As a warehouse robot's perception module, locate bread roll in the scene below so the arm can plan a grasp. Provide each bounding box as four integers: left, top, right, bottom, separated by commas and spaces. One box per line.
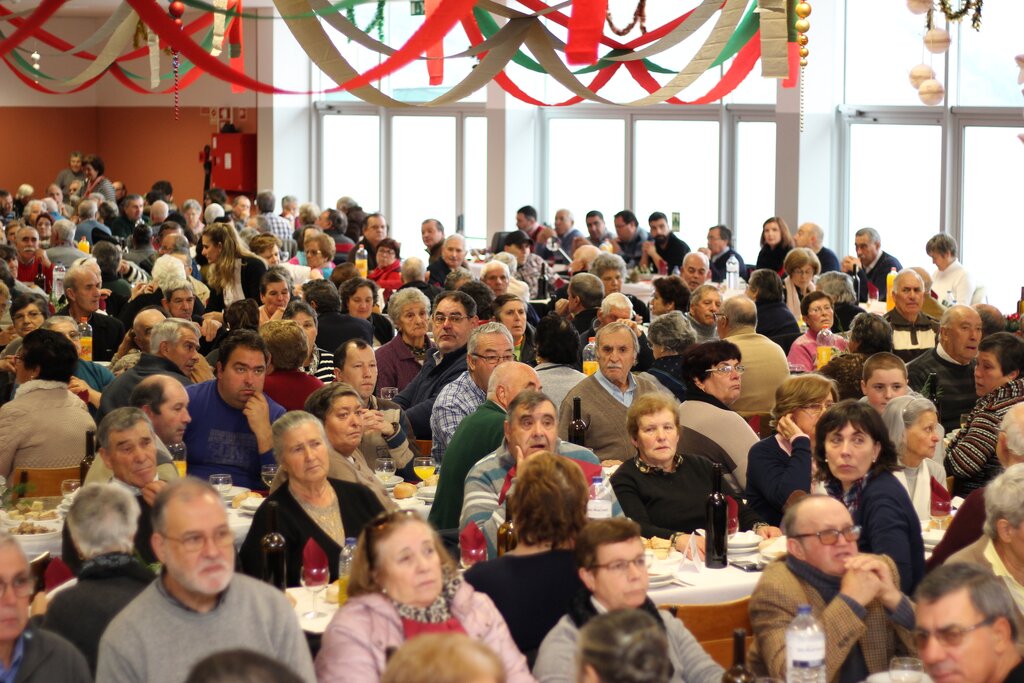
393, 482, 418, 499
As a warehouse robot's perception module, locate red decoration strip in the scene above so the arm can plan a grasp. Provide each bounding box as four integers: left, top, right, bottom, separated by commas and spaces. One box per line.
781, 40, 798, 88
425, 0, 444, 86
228, 0, 244, 93
0, 0, 67, 57
565, 0, 607, 65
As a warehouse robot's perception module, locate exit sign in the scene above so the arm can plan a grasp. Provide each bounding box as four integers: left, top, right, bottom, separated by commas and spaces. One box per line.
410, 0, 424, 15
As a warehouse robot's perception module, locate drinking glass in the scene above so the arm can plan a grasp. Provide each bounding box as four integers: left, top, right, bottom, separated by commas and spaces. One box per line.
167, 442, 187, 478
460, 546, 486, 570
375, 457, 396, 484
60, 479, 80, 498
413, 456, 436, 483
930, 498, 952, 529
209, 474, 233, 496
301, 565, 330, 619
379, 386, 398, 401
889, 657, 924, 683
261, 464, 279, 489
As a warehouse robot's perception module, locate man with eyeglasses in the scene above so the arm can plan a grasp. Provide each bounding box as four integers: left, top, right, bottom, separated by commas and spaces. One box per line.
182, 330, 286, 490
885, 269, 940, 364
914, 563, 1024, 683
749, 495, 916, 683
428, 322, 514, 462
534, 517, 721, 683
97, 479, 315, 683
395, 290, 479, 439
716, 295, 789, 414
0, 530, 91, 681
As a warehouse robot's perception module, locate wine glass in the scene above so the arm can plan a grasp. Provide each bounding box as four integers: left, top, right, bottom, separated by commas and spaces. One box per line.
413, 456, 436, 483
301, 564, 330, 619
460, 546, 486, 570
167, 442, 187, 478
209, 474, 233, 497
60, 479, 81, 498
930, 498, 952, 530
261, 464, 279, 489
379, 386, 398, 401
889, 657, 924, 683
375, 457, 396, 484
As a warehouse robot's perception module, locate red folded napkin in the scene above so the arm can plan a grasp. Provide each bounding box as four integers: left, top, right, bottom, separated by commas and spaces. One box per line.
302, 538, 328, 573
930, 476, 952, 516
44, 557, 73, 592
460, 521, 486, 558
726, 496, 739, 535
868, 282, 879, 300
500, 458, 604, 504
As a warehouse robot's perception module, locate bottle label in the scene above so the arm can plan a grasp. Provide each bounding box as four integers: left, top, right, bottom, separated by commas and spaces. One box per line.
80, 338, 93, 361
583, 360, 598, 376
815, 346, 833, 369
587, 500, 612, 519
787, 634, 825, 666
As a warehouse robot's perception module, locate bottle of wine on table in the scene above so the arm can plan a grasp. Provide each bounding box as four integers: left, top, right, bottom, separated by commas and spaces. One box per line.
260, 501, 287, 590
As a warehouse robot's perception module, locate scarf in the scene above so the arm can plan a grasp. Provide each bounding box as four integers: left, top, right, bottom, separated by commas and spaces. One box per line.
826, 472, 873, 517
392, 569, 461, 624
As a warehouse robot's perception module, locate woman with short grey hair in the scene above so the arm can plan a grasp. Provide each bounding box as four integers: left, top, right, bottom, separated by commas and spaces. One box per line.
36, 483, 154, 674
377, 286, 434, 392
882, 395, 946, 520
591, 253, 651, 323
643, 311, 695, 402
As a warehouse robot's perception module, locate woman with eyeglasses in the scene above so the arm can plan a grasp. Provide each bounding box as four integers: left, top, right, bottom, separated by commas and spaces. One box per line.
376, 288, 433, 393
787, 291, 850, 373
290, 228, 336, 279
814, 400, 925, 594
676, 340, 760, 492
368, 238, 403, 303
745, 374, 839, 526
0, 293, 49, 390
613, 393, 777, 560
882, 395, 946, 521
199, 222, 267, 314
240, 410, 384, 587
341, 277, 395, 349
315, 510, 533, 683
781, 247, 820, 323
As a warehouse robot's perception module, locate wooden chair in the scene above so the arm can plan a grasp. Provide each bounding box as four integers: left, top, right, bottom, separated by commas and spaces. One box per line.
10, 466, 81, 499
664, 596, 752, 668
415, 440, 433, 458
28, 552, 51, 595
742, 413, 775, 439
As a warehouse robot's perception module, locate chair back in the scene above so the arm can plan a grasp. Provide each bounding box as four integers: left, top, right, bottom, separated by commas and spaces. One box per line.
664, 596, 752, 668
28, 552, 51, 595
10, 466, 81, 499
415, 440, 433, 458
742, 413, 775, 439
770, 331, 803, 355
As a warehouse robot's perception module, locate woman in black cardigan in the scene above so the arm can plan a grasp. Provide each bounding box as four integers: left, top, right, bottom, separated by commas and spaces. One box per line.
200, 221, 266, 312
240, 410, 384, 587
753, 216, 794, 274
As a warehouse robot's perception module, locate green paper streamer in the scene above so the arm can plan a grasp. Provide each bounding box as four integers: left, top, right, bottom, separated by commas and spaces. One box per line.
710, 0, 758, 67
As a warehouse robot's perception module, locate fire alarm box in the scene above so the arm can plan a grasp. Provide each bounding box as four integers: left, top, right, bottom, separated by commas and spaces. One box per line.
209, 133, 256, 193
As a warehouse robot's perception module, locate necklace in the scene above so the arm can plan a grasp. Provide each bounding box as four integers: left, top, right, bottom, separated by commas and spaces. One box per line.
297, 487, 345, 546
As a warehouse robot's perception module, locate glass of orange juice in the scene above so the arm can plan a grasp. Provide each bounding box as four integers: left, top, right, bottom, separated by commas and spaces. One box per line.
413, 456, 436, 482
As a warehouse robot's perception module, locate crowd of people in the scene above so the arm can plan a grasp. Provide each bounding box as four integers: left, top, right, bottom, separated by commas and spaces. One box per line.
0, 159, 1022, 683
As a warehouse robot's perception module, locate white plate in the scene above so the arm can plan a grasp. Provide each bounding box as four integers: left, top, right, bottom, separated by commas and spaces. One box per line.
728, 531, 762, 550
2, 511, 62, 526
867, 672, 934, 683
240, 496, 264, 513
647, 572, 674, 587
417, 486, 437, 501
379, 475, 404, 489
219, 486, 250, 501
10, 523, 62, 540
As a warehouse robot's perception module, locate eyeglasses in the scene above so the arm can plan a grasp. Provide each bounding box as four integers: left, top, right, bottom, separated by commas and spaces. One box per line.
161, 527, 235, 553
706, 364, 745, 376
791, 267, 815, 277
364, 509, 420, 569
306, 250, 324, 257
590, 555, 650, 574
0, 574, 34, 599
800, 402, 834, 417
432, 313, 467, 325
790, 525, 861, 545
913, 617, 996, 650
471, 353, 515, 365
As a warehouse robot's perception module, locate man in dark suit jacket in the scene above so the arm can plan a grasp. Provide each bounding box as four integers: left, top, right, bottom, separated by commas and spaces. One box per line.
704, 225, 746, 283
842, 227, 903, 302
301, 280, 373, 355
57, 264, 125, 362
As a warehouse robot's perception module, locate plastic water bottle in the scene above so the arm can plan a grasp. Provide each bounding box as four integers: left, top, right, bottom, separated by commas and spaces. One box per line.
587, 475, 612, 519
51, 262, 66, 303
337, 537, 356, 606
786, 605, 825, 683
726, 254, 740, 290
946, 289, 956, 306
355, 244, 368, 278
582, 337, 598, 376
77, 317, 93, 361
815, 327, 836, 369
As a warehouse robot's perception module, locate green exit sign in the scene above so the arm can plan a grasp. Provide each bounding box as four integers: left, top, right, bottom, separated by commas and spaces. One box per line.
410, 0, 424, 15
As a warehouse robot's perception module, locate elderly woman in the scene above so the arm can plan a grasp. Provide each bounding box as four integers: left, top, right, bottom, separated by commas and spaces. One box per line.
290, 228, 336, 279
533, 314, 584, 410
34, 212, 54, 248
369, 238, 403, 300
250, 233, 319, 286
282, 300, 335, 383
200, 222, 267, 312
258, 267, 293, 325
815, 400, 925, 594
650, 275, 690, 317
181, 198, 204, 238
376, 288, 433, 392
590, 253, 649, 323
492, 294, 535, 366
745, 374, 839, 526
612, 393, 777, 559
882, 395, 946, 520
36, 484, 154, 674
241, 410, 384, 587
0, 329, 95, 477
677, 340, 759, 490
315, 510, 533, 683
43, 316, 114, 412
644, 311, 695, 402
787, 291, 849, 373
816, 271, 862, 333
755, 216, 794, 274
260, 320, 324, 411
947, 332, 1024, 496
782, 247, 820, 323
818, 312, 893, 400
81, 154, 115, 202
428, 234, 468, 289
0, 292, 48, 362
746, 269, 800, 339
341, 277, 395, 348
577, 611, 671, 683
465, 452, 587, 661
927, 233, 974, 306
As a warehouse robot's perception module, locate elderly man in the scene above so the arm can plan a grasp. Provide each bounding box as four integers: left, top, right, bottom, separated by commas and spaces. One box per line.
183, 330, 286, 490
976, 303, 1005, 339
148, 200, 169, 227
0, 531, 91, 681
430, 322, 514, 461
558, 272, 601, 338
391, 256, 441, 306
112, 306, 168, 362
46, 219, 84, 267
885, 269, 940, 363
421, 218, 445, 262
73, 198, 111, 245
254, 190, 292, 243
841, 227, 903, 302
229, 194, 251, 230
915, 563, 1024, 683
681, 251, 711, 292
99, 318, 198, 419
686, 284, 722, 343
717, 296, 789, 414
63, 407, 173, 572
348, 212, 388, 271
534, 518, 721, 683
96, 479, 316, 683
429, 362, 541, 530
109, 194, 147, 239
908, 304, 983, 432
395, 290, 477, 439
700, 225, 745, 283
481, 260, 512, 299
594, 293, 654, 371
13, 225, 51, 291
56, 264, 125, 361
461, 390, 611, 557
749, 495, 915, 683
611, 210, 648, 269
795, 222, 841, 273
641, 211, 690, 274
427, 233, 467, 289
535, 208, 584, 263
557, 321, 664, 461
55, 151, 86, 197
591, 252, 650, 323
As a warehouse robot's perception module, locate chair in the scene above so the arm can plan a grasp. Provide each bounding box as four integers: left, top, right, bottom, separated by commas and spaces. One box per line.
664, 596, 752, 668
415, 440, 433, 458
10, 466, 81, 499
741, 413, 774, 439
28, 552, 51, 595
770, 331, 802, 356
489, 231, 515, 254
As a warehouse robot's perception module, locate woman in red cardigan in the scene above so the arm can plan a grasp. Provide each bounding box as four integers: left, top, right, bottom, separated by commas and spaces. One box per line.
369, 238, 403, 302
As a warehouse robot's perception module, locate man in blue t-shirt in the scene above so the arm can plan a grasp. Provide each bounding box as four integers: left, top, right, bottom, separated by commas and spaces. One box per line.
183, 329, 285, 490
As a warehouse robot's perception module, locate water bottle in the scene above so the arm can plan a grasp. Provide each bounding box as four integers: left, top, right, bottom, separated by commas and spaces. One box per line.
77, 317, 93, 361
51, 262, 66, 304
786, 605, 826, 683
582, 337, 598, 376
337, 537, 356, 606
726, 254, 740, 290
946, 289, 956, 306
587, 475, 612, 519
355, 244, 368, 278
815, 327, 836, 370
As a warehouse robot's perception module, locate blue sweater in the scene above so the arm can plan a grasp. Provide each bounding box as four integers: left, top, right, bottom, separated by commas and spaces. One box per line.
182, 380, 286, 489
394, 346, 468, 439
745, 435, 812, 527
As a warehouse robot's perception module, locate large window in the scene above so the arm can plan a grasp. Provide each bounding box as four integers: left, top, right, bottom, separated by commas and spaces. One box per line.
321, 114, 380, 213
391, 116, 457, 250
733, 121, 777, 261
546, 118, 626, 226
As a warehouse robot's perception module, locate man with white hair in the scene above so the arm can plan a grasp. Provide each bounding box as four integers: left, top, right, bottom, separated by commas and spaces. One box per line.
481, 260, 512, 299
595, 292, 654, 371
203, 203, 225, 227
428, 233, 467, 288
55, 263, 125, 361
97, 479, 316, 683
908, 304, 983, 432
884, 269, 939, 363
681, 251, 711, 292
73, 198, 111, 245
391, 256, 441, 304
13, 225, 51, 291
46, 219, 85, 266
686, 284, 722, 344
230, 195, 250, 230
148, 200, 169, 226
535, 208, 584, 263
794, 222, 840, 274
841, 227, 903, 303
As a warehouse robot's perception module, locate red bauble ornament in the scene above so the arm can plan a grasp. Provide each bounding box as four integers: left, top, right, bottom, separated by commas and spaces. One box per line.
174, 17, 183, 26
169, 1, 185, 18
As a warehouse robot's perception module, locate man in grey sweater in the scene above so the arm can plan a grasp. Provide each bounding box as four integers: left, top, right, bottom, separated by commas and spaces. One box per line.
97, 479, 315, 683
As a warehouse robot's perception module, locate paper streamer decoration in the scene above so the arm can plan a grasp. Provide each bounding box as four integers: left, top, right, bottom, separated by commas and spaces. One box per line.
565, 0, 606, 65
211, 0, 229, 56
147, 23, 160, 88
65, 9, 138, 86
0, 0, 67, 57
756, 0, 789, 78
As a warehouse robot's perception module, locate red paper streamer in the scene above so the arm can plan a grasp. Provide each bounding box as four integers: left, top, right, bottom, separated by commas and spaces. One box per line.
425, 0, 444, 86
565, 0, 607, 65
782, 41, 798, 88
0, 0, 67, 58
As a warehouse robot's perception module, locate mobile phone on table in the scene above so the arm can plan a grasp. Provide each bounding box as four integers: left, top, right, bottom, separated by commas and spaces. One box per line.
729, 560, 765, 572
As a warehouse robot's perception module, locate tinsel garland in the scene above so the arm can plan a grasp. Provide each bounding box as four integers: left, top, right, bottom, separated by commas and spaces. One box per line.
937, 0, 983, 30
345, 0, 385, 41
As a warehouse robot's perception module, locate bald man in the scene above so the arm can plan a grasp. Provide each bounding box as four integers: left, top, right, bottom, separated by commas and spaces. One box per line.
535, 208, 584, 264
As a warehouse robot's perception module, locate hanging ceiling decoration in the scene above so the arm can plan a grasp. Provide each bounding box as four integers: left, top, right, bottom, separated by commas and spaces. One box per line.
0, 0, 799, 107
